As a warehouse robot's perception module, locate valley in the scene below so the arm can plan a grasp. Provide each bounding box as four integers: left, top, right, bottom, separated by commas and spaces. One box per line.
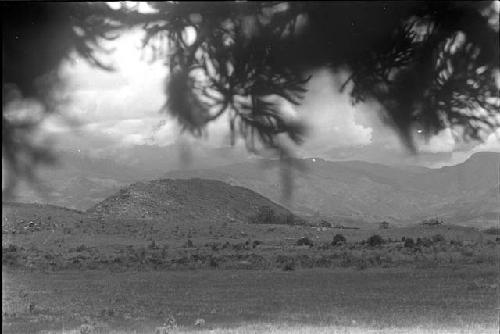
2, 152, 499, 334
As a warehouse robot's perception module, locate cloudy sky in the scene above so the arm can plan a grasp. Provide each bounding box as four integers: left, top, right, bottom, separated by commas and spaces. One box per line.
40, 27, 499, 168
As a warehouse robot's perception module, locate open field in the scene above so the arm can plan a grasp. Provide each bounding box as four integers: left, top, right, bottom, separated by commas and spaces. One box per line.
3, 266, 499, 334
3, 221, 499, 272
3, 202, 499, 333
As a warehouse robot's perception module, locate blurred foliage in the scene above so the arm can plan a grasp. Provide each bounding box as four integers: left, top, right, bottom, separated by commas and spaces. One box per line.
2, 1, 499, 198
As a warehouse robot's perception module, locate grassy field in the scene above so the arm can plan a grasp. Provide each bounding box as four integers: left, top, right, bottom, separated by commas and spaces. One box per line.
3, 266, 499, 334
3, 203, 499, 333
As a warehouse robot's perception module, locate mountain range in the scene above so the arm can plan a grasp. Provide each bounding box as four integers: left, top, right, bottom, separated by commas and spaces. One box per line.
165, 152, 499, 227
9, 146, 499, 228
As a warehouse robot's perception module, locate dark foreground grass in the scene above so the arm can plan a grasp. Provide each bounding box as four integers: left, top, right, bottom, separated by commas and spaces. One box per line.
2, 266, 499, 333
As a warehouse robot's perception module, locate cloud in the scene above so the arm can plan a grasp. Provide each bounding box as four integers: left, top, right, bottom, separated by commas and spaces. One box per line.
34, 32, 498, 168
419, 128, 456, 153
294, 69, 375, 157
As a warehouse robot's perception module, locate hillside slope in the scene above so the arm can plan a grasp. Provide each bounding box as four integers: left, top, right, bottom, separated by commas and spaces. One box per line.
87, 178, 293, 226
2, 202, 85, 234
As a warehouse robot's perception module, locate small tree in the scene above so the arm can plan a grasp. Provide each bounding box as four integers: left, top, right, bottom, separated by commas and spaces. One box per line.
367, 234, 384, 247
250, 206, 276, 224
432, 234, 445, 243
404, 237, 415, 248
297, 237, 314, 247
332, 234, 346, 246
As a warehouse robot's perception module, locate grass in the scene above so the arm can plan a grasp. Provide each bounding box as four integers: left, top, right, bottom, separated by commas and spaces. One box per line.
3, 266, 498, 334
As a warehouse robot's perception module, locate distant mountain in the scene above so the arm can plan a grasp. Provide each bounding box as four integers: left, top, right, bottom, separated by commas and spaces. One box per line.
87, 178, 293, 226
10, 145, 498, 228
165, 152, 499, 227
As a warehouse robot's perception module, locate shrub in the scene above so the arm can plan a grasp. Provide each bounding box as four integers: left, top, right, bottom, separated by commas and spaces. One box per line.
209, 257, 218, 268
252, 240, 262, 248
416, 237, 433, 247
297, 237, 314, 247
76, 244, 86, 252
367, 234, 384, 247
331, 234, 346, 246
432, 234, 445, 243
250, 206, 276, 224
404, 237, 415, 248
250, 206, 302, 225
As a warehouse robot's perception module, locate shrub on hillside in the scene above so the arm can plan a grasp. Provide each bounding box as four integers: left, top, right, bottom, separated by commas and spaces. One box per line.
277, 255, 296, 271
432, 234, 445, 243
208, 256, 218, 268
331, 234, 346, 246
249, 206, 303, 225
367, 234, 384, 247
296, 237, 314, 247
252, 240, 263, 248
450, 239, 463, 246
416, 237, 432, 247
250, 206, 276, 224
76, 244, 86, 252
404, 237, 415, 248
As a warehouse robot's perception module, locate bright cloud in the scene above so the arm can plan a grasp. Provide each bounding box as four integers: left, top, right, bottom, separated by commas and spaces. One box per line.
35, 29, 498, 167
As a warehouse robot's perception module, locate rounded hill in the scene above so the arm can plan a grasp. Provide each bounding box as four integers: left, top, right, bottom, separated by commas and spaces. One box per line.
87, 178, 292, 225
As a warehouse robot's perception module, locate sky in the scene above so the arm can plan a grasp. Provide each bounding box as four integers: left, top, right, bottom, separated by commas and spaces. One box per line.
39, 26, 500, 169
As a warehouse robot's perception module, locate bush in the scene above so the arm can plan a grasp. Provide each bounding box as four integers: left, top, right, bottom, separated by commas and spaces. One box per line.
296, 237, 314, 247
252, 240, 262, 248
76, 244, 86, 252
450, 239, 463, 246
331, 234, 346, 246
404, 237, 415, 248
416, 237, 433, 247
250, 206, 276, 224
209, 257, 218, 268
249, 206, 303, 225
367, 234, 384, 247
432, 234, 445, 243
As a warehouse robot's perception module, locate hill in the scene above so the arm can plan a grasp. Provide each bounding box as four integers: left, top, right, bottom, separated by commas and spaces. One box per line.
87, 178, 294, 226
11, 144, 253, 211
2, 202, 85, 235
